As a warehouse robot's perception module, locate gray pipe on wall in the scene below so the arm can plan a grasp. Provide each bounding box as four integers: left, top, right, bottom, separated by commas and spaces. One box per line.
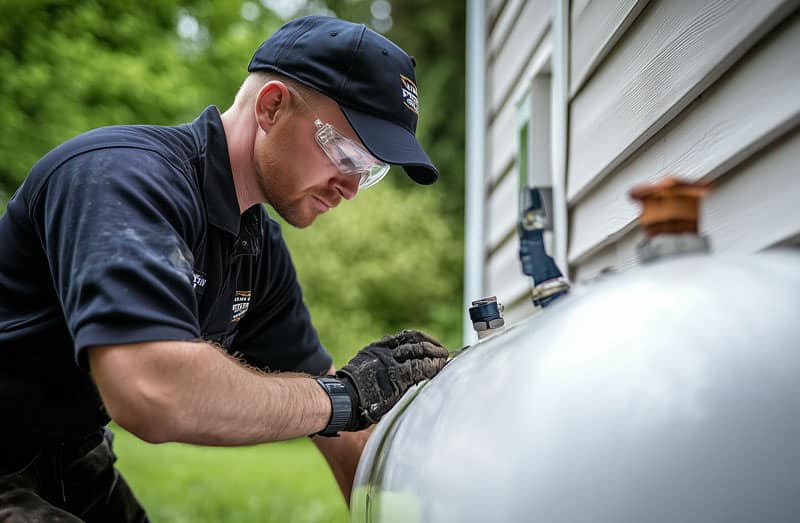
464, 0, 487, 344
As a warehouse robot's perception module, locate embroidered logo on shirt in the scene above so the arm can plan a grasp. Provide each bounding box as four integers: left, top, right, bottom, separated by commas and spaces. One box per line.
400, 75, 419, 115
231, 290, 252, 323
192, 271, 207, 289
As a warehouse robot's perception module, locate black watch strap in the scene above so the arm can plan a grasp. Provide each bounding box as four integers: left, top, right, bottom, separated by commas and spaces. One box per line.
314, 376, 353, 437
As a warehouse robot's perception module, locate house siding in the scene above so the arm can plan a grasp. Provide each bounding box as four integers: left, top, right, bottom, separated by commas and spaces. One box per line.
477, 0, 800, 324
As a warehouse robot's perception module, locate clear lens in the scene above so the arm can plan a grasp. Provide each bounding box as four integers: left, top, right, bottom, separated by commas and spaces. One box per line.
314, 120, 389, 189
359, 164, 390, 189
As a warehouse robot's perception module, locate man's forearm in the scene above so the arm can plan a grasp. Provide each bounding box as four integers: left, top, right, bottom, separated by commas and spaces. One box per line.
90, 340, 331, 445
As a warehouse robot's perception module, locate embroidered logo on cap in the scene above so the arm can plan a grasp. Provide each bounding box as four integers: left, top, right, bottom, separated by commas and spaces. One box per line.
400, 75, 419, 115
231, 290, 252, 323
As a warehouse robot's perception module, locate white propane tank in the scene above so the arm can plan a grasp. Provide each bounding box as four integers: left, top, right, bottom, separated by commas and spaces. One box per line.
351, 249, 800, 523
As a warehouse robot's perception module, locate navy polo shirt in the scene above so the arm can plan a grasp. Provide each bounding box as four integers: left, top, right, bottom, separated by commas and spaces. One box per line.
0, 106, 332, 441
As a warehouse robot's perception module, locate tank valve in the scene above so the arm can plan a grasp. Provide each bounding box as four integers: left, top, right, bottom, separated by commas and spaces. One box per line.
519, 187, 570, 307
469, 296, 505, 340
629, 177, 712, 262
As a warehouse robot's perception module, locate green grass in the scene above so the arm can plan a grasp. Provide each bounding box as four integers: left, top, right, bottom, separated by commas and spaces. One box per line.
111, 425, 350, 523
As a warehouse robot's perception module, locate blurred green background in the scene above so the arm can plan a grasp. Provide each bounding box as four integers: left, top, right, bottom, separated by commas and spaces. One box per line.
0, 0, 464, 521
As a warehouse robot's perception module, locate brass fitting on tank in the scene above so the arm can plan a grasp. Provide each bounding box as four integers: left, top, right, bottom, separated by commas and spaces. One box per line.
630, 177, 712, 262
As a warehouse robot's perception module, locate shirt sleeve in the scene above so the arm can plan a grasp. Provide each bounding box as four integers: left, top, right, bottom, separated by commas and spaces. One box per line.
231, 215, 333, 376
32, 147, 203, 368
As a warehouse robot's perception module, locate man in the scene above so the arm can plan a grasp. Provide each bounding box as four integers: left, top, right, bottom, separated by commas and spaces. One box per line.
0, 15, 449, 521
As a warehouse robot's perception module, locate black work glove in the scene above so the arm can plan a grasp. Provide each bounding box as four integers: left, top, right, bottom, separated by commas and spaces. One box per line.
337, 330, 449, 431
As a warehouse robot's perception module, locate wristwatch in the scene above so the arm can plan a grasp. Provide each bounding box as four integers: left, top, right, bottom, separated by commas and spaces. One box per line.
314, 376, 353, 437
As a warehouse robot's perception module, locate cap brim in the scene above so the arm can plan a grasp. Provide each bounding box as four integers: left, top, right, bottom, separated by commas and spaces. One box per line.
341, 106, 439, 185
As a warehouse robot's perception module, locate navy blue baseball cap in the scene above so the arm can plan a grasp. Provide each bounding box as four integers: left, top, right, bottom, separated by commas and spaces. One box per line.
248, 16, 438, 185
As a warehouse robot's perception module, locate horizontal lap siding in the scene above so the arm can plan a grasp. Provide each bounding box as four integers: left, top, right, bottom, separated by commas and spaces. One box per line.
488, 0, 550, 115
570, 0, 651, 97
489, 0, 524, 58
486, 235, 529, 308
702, 128, 800, 253
488, 36, 553, 187
574, 125, 800, 279
487, 170, 519, 251
567, 0, 795, 203
569, 9, 800, 265
571, 227, 643, 284
488, 99, 517, 185
489, 0, 509, 27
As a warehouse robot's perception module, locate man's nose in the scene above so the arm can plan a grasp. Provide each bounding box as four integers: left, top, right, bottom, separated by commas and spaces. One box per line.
336, 172, 360, 200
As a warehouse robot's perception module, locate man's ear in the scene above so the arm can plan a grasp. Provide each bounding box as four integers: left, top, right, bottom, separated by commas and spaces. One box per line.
254, 81, 291, 132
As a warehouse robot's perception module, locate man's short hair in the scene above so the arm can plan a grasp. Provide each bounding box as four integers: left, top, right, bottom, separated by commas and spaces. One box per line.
233, 71, 323, 112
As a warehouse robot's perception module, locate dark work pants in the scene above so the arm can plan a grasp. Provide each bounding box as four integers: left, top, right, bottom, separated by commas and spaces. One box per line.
0, 428, 148, 522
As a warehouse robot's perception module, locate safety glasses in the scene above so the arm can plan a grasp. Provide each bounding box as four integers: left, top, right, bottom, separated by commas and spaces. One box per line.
289, 85, 389, 190
313, 119, 390, 190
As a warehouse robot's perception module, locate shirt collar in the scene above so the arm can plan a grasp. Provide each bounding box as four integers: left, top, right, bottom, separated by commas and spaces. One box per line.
190, 106, 241, 237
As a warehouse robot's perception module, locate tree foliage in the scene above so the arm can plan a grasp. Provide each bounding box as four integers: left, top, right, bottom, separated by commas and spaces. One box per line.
0, 0, 285, 197
279, 177, 463, 360
0, 0, 465, 363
